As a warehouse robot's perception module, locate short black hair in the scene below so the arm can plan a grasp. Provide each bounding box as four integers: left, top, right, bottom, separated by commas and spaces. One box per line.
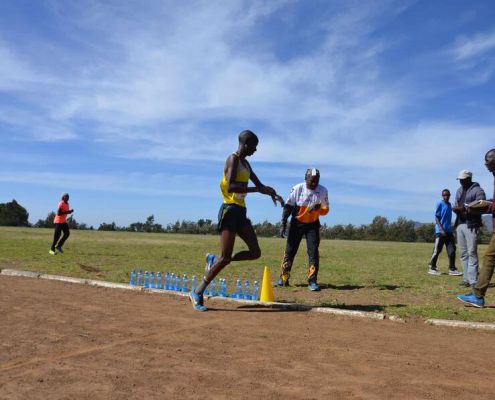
486, 148, 495, 158
238, 130, 258, 145
442, 189, 450, 195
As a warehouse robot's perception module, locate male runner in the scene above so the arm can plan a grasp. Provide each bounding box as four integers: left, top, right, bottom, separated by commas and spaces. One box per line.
189, 130, 284, 311
49, 193, 74, 255
277, 168, 329, 291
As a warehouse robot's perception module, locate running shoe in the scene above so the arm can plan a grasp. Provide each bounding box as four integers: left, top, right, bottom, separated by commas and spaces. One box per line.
308, 281, 321, 291
49, 250, 56, 255
189, 291, 208, 312
428, 267, 442, 276
205, 253, 217, 273
456, 293, 485, 308
56, 246, 64, 254
448, 269, 462, 276
276, 277, 290, 287
459, 281, 471, 287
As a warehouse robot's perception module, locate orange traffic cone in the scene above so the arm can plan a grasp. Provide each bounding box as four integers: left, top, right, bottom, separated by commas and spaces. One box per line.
260, 266, 275, 302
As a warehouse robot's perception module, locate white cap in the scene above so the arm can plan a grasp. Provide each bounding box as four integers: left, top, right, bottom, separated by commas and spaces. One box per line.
457, 170, 472, 180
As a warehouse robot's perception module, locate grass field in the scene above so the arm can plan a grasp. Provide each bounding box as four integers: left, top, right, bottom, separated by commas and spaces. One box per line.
1, 226, 493, 323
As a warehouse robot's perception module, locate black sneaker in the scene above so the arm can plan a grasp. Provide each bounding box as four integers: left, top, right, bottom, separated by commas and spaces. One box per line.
56, 246, 64, 254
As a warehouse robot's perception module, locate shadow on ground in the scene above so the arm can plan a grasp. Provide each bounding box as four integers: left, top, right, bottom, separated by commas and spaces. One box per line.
319, 303, 407, 313
293, 283, 410, 291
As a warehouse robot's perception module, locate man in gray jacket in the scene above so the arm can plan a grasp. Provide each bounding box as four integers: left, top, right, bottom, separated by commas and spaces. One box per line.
453, 170, 486, 288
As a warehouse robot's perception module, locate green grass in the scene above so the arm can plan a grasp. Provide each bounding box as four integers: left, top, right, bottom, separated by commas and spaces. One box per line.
1, 227, 493, 322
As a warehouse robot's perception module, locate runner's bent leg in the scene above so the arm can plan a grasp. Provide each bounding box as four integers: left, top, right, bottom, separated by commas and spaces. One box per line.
51, 224, 62, 251
232, 222, 261, 261
196, 229, 236, 295
57, 224, 70, 248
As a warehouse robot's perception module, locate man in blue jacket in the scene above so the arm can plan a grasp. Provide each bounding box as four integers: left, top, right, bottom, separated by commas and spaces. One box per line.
453, 170, 486, 288
428, 189, 462, 276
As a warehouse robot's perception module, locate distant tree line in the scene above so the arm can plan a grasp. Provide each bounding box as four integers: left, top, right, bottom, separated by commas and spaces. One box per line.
0, 199, 492, 243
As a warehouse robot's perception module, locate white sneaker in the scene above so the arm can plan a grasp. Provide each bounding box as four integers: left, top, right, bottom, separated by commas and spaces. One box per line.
428, 267, 442, 276
448, 269, 463, 276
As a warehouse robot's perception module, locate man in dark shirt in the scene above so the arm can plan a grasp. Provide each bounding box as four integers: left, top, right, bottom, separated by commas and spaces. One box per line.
453, 170, 486, 287
457, 149, 495, 307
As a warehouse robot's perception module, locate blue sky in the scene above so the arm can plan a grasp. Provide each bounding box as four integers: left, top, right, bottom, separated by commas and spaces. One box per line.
0, 0, 494, 228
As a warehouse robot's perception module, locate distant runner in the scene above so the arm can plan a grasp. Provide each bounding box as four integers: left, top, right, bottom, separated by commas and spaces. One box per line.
189, 130, 284, 311
49, 193, 74, 255
277, 168, 329, 291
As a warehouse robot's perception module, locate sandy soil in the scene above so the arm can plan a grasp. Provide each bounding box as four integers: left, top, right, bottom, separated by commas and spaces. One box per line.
1, 275, 495, 400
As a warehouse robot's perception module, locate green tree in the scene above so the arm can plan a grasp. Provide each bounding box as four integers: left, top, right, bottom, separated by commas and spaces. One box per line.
34, 211, 56, 228
369, 216, 389, 240
98, 222, 118, 231
415, 223, 435, 243
388, 217, 416, 242
0, 199, 30, 226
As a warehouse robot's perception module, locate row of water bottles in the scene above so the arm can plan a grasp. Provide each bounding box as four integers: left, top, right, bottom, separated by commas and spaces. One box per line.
129, 268, 193, 292
129, 268, 259, 300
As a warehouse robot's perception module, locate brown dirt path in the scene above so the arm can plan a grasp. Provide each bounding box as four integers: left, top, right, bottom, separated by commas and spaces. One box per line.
1, 276, 495, 400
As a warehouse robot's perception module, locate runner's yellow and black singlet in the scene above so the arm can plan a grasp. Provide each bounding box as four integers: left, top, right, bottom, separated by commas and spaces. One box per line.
220, 153, 251, 207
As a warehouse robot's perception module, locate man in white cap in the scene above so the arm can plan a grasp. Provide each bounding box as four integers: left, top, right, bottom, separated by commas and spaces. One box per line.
457, 148, 495, 307
277, 167, 329, 291
453, 170, 486, 288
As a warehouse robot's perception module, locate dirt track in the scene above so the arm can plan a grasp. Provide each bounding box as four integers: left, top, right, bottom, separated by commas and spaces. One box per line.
1, 275, 495, 400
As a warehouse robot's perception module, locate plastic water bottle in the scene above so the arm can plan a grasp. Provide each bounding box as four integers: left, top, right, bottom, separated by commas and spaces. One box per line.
182, 274, 189, 292
218, 278, 224, 297
244, 280, 251, 300
156, 272, 162, 289
129, 268, 136, 285
144, 271, 150, 288
252, 281, 259, 301
223, 279, 229, 297
137, 268, 143, 286
236, 279, 243, 299
209, 279, 216, 296
170, 273, 176, 290
191, 275, 198, 293
176, 274, 182, 291
163, 272, 170, 290
150, 272, 155, 288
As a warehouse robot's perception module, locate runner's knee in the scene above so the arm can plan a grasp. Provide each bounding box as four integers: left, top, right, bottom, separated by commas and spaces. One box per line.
219, 255, 232, 265
252, 248, 261, 259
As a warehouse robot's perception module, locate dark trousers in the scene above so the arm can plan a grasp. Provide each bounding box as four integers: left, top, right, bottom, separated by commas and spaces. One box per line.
429, 232, 456, 270
280, 220, 320, 283
51, 223, 70, 251
474, 234, 495, 298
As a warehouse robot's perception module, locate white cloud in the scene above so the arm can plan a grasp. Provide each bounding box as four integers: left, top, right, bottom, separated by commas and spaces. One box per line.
448, 29, 495, 83
451, 30, 495, 61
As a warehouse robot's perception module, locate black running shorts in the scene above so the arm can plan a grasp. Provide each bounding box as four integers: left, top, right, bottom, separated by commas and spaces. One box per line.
217, 203, 252, 233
